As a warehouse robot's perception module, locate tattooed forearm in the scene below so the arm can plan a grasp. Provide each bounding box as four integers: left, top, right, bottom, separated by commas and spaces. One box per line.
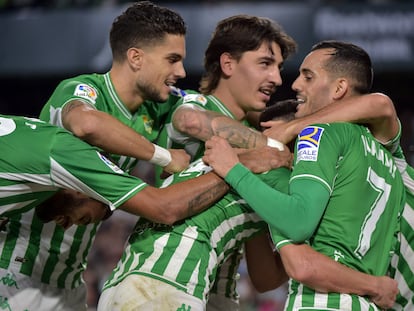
186, 180, 229, 217
213, 124, 263, 148
173, 108, 267, 148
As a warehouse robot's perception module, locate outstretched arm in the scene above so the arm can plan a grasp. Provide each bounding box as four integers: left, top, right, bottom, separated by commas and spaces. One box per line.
245, 234, 398, 309
262, 93, 399, 145
121, 172, 229, 225
62, 100, 190, 173
172, 106, 273, 149
279, 244, 398, 308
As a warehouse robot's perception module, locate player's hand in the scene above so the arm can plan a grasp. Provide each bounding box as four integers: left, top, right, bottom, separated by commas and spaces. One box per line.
238, 146, 293, 173
203, 136, 239, 178
163, 149, 190, 174
369, 276, 398, 309
261, 120, 297, 144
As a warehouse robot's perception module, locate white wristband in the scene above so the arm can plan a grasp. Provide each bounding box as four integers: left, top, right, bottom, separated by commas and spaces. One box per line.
149, 144, 172, 167
267, 137, 284, 151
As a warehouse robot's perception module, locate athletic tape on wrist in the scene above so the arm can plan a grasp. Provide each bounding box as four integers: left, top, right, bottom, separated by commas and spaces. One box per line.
149, 144, 172, 167
267, 137, 284, 151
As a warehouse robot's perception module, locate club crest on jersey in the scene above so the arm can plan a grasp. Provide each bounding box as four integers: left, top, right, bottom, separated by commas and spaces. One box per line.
142, 115, 154, 134
183, 94, 208, 106
74, 84, 98, 104
97, 152, 124, 174
296, 126, 324, 162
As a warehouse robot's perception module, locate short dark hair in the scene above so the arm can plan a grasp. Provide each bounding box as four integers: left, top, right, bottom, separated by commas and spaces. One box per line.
35, 190, 112, 223
110, 1, 186, 62
200, 15, 297, 94
259, 99, 299, 124
311, 40, 373, 94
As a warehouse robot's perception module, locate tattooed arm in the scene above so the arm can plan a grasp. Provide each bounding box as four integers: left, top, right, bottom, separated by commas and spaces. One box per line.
172, 107, 269, 149
121, 172, 229, 225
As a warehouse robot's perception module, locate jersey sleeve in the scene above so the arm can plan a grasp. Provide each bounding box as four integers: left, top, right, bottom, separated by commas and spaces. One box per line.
167, 94, 209, 145
225, 163, 330, 242
39, 77, 99, 127
50, 130, 148, 211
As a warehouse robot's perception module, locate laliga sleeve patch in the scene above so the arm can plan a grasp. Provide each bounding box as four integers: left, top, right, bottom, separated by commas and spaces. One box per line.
182, 94, 208, 106
73, 84, 98, 104
296, 126, 324, 162
97, 152, 124, 174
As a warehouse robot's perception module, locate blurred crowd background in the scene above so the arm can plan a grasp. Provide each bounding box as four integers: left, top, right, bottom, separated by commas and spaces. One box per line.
0, 0, 412, 11
1, 1, 413, 310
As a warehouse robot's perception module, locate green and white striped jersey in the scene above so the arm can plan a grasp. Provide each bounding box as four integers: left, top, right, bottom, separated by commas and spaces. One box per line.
0, 114, 146, 215
266, 123, 405, 311
102, 159, 291, 302
388, 145, 414, 311
155, 93, 252, 302
0, 72, 176, 289
0, 115, 148, 288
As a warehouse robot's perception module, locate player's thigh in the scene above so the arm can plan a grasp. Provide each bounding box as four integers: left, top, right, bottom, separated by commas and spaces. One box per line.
97, 274, 205, 311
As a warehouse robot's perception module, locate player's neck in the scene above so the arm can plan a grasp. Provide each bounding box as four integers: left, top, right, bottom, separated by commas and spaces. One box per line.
109, 69, 144, 113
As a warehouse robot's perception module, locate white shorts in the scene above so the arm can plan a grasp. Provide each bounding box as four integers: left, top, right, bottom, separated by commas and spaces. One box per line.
0, 268, 87, 311
97, 274, 205, 311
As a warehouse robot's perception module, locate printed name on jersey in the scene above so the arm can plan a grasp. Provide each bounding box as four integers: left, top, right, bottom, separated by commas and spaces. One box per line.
296, 126, 324, 162
97, 152, 124, 174
73, 84, 98, 103
361, 135, 397, 178
183, 94, 208, 106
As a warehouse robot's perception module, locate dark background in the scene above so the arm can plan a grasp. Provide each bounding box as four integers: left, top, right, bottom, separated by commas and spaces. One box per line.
1, 1, 413, 309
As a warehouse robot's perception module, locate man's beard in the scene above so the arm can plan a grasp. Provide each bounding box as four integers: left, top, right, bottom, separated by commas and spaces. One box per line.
138, 81, 166, 103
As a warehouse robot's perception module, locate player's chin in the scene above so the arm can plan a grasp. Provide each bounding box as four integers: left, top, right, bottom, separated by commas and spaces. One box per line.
295, 105, 307, 118
254, 100, 267, 112
159, 87, 172, 102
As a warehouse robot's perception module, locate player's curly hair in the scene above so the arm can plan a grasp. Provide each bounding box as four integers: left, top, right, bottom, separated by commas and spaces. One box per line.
200, 15, 297, 94
110, 1, 186, 62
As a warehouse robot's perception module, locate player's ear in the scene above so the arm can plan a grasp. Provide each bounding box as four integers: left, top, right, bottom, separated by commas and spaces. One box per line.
220, 52, 235, 77
127, 47, 144, 71
333, 78, 348, 100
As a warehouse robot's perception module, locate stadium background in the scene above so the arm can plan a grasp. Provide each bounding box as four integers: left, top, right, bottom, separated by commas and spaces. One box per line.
1, 1, 413, 309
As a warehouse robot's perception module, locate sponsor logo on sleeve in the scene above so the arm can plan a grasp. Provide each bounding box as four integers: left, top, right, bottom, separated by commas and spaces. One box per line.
73, 84, 98, 104
97, 152, 124, 174
296, 126, 324, 162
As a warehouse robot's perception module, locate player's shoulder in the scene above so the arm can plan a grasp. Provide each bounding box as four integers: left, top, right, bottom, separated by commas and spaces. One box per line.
181, 92, 209, 107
